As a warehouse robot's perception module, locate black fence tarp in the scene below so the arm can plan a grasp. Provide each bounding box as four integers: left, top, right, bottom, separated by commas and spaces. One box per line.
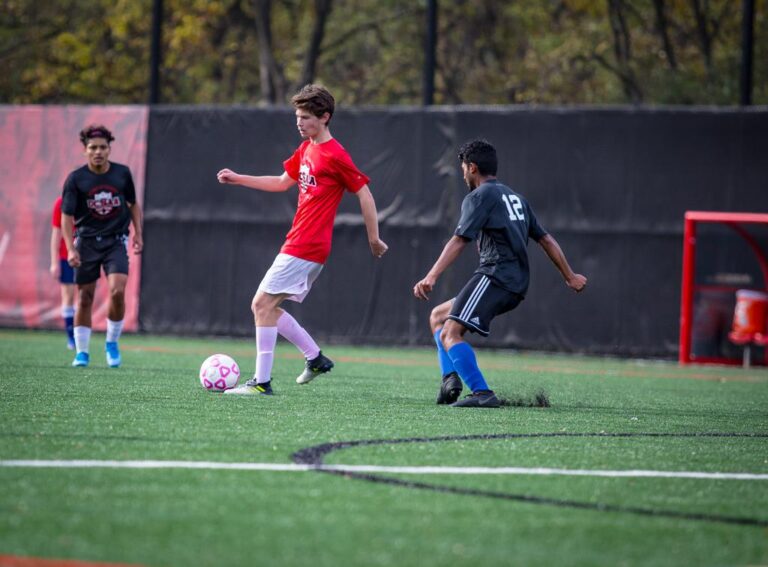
141, 106, 768, 357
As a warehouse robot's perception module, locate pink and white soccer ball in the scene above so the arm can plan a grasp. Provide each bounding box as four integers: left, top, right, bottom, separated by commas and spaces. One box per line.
199, 354, 240, 391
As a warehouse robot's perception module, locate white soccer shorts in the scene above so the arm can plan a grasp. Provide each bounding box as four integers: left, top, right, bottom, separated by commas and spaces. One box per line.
257, 253, 324, 303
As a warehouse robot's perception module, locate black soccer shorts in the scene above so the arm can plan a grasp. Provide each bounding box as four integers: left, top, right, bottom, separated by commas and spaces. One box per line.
448, 273, 522, 336
74, 234, 130, 285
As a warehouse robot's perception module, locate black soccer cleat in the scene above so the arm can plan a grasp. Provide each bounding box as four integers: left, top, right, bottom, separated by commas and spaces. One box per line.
253, 381, 274, 395
296, 351, 334, 384
436, 372, 463, 405
451, 389, 501, 408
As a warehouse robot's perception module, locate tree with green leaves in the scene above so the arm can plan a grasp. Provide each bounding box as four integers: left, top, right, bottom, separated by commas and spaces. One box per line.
0, 0, 764, 105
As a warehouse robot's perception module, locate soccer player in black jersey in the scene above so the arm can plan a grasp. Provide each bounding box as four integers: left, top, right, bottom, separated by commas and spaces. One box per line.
414, 139, 587, 408
61, 125, 143, 368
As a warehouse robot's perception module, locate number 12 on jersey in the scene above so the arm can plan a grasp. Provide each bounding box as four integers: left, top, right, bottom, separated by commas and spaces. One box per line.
503, 194, 525, 221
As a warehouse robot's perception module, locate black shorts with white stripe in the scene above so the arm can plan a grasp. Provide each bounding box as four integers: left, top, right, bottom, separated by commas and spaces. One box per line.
447, 273, 523, 336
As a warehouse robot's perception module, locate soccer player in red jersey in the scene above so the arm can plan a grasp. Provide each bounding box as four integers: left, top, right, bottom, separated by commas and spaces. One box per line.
217, 84, 388, 395
50, 196, 76, 350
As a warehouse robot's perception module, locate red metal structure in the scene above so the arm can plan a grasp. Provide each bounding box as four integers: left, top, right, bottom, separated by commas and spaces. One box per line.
679, 211, 768, 365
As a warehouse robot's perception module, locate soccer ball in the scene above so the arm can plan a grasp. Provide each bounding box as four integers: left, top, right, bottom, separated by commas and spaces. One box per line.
199, 354, 241, 391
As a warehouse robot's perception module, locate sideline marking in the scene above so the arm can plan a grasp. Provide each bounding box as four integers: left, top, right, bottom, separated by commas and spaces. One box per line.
1, 460, 766, 480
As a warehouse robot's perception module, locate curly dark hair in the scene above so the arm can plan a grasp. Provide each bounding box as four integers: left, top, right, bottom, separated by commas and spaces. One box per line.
291, 84, 335, 123
458, 138, 497, 176
79, 124, 115, 146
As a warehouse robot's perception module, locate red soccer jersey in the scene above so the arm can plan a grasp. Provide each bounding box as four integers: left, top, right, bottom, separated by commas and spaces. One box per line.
51, 196, 68, 259
281, 138, 370, 264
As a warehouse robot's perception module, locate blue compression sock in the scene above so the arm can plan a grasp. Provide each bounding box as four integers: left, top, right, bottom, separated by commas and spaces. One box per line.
447, 342, 490, 393
434, 329, 456, 377
63, 306, 75, 343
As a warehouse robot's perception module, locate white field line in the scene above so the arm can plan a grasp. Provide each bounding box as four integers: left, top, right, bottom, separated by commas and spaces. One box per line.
0, 460, 767, 480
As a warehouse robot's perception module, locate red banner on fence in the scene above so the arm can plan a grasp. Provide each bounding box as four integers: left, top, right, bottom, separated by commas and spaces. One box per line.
0, 105, 148, 332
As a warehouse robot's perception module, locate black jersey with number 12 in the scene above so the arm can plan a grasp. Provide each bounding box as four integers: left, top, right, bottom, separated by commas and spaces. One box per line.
454, 179, 547, 296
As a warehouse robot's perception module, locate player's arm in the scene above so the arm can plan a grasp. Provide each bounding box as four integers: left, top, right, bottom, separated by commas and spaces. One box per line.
128, 202, 144, 254
216, 169, 295, 192
355, 185, 388, 258
61, 213, 80, 268
50, 226, 61, 278
537, 233, 587, 292
413, 235, 470, 300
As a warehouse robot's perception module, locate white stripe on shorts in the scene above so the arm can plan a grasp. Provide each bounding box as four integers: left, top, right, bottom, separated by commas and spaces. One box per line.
459, 275, 491, 321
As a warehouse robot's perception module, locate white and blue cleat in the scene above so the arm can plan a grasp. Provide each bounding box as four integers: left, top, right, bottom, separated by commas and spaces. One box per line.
72, 352, 90, 367
105, 342, 121, 368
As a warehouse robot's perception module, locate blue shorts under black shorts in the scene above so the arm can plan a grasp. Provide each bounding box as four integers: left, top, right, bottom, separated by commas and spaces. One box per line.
59, 258, 75, 284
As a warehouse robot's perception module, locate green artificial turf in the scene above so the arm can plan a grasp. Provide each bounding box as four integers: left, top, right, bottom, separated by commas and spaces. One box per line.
1, 329, 767, 567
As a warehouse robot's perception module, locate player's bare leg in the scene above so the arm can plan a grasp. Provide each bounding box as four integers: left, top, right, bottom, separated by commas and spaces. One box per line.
106, 273, 127, 321
438, 318, 468, 351
74, 283, 95, 328
429, 300, 453, 334
252, 290, 287, 327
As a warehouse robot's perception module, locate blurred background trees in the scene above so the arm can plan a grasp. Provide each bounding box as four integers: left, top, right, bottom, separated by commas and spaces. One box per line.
1, 0, 765, 105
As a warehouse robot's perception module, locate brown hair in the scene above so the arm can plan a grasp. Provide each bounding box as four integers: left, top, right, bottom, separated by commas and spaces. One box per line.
291, 84, 335, 123
79, 124, 115, 146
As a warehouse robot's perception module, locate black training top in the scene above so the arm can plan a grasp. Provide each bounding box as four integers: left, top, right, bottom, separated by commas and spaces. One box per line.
454, 179, 547, 296
61, 163, 136, 238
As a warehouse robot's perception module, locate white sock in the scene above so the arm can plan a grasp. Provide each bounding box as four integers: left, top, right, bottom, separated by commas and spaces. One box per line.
106, 319, 124, 343
255, 326, 278, 384
61, 306, 75, 318
74, 326, 91, 354
276, 311, 320, 360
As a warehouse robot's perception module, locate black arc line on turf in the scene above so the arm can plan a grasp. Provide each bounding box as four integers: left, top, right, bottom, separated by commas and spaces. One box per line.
291, 432, 768, 528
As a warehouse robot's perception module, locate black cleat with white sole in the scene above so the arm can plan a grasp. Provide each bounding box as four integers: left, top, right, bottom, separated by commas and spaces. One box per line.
296, 351, 334, 384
